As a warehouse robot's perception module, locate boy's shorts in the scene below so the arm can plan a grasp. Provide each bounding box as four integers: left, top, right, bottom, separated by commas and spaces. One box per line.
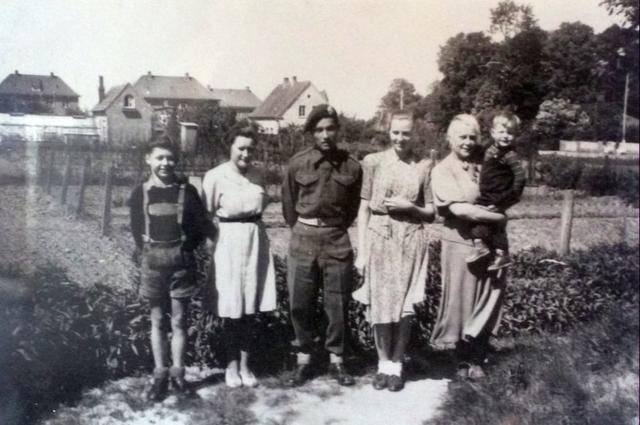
139, 242, 197, 301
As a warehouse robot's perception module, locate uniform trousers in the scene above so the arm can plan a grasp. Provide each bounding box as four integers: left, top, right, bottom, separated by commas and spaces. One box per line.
287, 222, 354, 357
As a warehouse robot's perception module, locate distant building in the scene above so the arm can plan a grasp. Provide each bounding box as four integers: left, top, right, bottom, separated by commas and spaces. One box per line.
0, 113, 99, 145
207, 87, 261, 121
0, 71, 80, 115
92, 78, 153, 147
249, 76, 328, 134
133, 72, 218, 108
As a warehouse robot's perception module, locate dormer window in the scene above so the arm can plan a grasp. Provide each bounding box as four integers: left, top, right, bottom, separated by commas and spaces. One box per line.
124, 95, 135, 109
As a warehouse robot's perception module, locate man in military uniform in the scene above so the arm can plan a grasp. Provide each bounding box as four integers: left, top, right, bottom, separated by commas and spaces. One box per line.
282, 104, 362, 386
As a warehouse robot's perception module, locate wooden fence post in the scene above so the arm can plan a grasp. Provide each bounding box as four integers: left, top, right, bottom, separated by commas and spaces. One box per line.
101, 163, 114, 236
60, 152, 72, 205
76, 156, 90, 218
559, 190, 575, 255
45, 150, 55, 194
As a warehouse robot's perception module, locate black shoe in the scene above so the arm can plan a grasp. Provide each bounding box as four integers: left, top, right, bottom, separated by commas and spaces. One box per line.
372, 373, 388, 390
146, 369, 169, 402
387, 374, 404, 392
169, 367, 197, 399
284, 364, 313, 387
328, 364, 355, 386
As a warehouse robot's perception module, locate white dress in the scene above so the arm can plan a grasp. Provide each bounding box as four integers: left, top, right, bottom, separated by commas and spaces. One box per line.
201, 162, 277, 318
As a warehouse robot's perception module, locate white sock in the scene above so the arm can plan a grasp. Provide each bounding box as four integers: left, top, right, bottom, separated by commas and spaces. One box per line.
389, 361, 403, 377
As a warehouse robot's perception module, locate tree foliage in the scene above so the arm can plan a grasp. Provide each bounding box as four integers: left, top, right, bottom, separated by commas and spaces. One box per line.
600, 0, 640, 29
489, 0, 538, 39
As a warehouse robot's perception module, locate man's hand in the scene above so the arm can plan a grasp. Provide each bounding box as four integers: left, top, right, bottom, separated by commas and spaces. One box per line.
354, 255, 367, 277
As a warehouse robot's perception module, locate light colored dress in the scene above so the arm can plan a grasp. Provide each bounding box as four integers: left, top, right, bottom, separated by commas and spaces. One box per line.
352, 149, 433, 325
201, 162, 276, 319
429, 153, 506, 348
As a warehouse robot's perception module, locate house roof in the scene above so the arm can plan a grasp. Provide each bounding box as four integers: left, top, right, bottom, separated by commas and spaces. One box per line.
249, 80, 313, 119
208, 88, 261, 110
91, 84, 128, 113
0, 72, 79, 98
133, 74, 216, 101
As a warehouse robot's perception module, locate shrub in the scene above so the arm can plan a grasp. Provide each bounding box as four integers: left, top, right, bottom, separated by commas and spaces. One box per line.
1, 243, 637, 423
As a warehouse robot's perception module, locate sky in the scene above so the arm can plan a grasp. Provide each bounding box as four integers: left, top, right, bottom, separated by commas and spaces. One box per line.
0, 0, 623, 119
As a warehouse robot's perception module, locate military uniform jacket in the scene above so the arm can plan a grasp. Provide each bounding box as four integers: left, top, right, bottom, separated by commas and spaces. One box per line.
282, 146, 362, 228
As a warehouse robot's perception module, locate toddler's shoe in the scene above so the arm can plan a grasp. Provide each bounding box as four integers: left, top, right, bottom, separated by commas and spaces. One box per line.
488, 253, 512, 271
466, 242, 491, 264
146, 368, 169, 402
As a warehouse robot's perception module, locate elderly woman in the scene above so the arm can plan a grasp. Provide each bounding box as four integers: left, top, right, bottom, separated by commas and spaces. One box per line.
353, 113, 435, 392
201, 126, 277, 388
429, 114, 507, 379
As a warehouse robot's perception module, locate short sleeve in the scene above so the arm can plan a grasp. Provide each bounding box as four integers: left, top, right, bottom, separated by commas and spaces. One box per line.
431, 161, 467, 216
360, 154, 377, 200
201, 169, 219, 213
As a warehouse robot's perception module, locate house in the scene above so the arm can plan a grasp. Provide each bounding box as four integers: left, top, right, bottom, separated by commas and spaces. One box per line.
133, 72, 218, 108
207, 87, 261, 121
249, 76, 329, 134
0, 113, 99, 145
92, 77, 153, 147
0, 71, 80, 115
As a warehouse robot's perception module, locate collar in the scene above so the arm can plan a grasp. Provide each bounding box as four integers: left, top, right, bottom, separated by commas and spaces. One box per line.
146, 174, 178, 189
386, 148, 418, 163
311, 146, 344, 166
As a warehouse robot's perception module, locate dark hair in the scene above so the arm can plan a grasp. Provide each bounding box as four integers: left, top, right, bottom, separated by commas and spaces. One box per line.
144, 135, 179, 158
227, 125, 259, 146
303, 104, 340, 133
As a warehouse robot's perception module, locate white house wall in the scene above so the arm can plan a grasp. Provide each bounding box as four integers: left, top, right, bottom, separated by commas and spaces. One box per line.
281, 85, 327, 127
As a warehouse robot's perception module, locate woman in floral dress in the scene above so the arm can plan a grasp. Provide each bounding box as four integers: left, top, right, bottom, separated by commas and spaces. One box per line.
353, 113, 435, 391
201, 126, 276, 388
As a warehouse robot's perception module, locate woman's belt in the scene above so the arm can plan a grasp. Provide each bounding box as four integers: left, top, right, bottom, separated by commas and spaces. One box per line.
217, 215, 262, 223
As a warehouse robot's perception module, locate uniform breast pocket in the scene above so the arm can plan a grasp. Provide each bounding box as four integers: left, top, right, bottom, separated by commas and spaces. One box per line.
331, 173, 356, 200
295, 173, 320, 206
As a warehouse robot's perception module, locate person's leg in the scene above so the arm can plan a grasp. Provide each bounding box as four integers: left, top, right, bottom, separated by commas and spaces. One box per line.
321, 256, 355, 386
372, 323, 393, 389
147, 298, 170, 401
238, 316, 258, 387
488, 222, 512, 270
386, 317, 412, 391
221, 318, 242, 387
150, 299, 169, 370
169, 297, 189, 368
287, 254, 319, 363
467, 223, 491, 263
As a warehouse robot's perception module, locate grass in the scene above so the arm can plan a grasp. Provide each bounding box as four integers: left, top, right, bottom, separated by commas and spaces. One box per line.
424, 302, 639, 425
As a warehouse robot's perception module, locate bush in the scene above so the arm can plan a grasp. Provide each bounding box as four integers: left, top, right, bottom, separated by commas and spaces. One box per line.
2, 243, 637, 423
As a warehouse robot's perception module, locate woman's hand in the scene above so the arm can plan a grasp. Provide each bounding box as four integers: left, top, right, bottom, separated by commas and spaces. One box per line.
383, 196, 415, 213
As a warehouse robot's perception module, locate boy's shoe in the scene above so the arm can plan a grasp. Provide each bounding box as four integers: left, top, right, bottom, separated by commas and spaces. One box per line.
169, 366, 197, 398
387, 374, 404, 392
284, 363, 313, 387
146, 368, 169, 402
466, 242, 491, 264
372, 373, 388, 390
487, 254, 512, 271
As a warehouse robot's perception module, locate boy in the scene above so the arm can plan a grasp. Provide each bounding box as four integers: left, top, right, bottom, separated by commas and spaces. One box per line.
129, 137, 210, 401
467, 112, 526, 270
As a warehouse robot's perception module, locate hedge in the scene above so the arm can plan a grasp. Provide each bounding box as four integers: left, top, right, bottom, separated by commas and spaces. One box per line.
1, 243, 638, 423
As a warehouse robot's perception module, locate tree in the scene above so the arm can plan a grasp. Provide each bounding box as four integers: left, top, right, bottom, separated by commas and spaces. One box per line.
531, 98, 592, 149
600, 0, 640, 29
379, 78, 422, 115
489, 0, 538, 39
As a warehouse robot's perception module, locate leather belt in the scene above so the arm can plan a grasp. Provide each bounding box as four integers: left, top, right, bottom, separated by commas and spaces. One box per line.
297, 216, 343, 227
218, 215, 262, 223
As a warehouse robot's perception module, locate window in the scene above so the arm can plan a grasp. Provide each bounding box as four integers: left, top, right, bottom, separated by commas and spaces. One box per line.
298, 105, 306, 117
124, 95, 135, 109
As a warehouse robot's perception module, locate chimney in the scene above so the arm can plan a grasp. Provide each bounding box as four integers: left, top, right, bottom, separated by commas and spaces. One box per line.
207, 84, 212, 91
98, 76, 105, 102
14, 70, 19, 75
147, 71, 152, 77
50, 72, 55, 78
185, 72, 191, 79
292, 76, 297, 83
246, 86, 251, 91
283, 77, 290, 86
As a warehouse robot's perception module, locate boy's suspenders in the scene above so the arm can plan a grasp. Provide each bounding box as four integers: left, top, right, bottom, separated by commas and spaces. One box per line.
142, 182, 186, 243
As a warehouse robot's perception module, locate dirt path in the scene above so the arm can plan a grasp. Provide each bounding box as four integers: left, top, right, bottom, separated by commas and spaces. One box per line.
43, 368, 450, 425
